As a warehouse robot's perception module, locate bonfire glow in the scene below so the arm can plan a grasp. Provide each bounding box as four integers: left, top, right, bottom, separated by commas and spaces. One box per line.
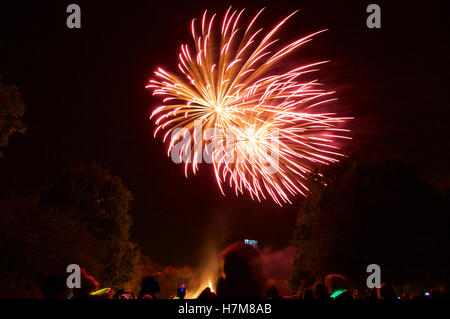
208, 280, 214, 292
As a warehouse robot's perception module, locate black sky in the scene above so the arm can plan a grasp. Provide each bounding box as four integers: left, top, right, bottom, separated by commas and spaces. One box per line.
0, 0, 449, 267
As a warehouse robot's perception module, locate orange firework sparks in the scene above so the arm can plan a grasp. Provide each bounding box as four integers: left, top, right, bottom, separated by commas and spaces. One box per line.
146, 8, 351, 205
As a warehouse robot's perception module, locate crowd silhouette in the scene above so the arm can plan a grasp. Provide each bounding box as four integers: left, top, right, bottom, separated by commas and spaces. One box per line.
41, 243, 450, 300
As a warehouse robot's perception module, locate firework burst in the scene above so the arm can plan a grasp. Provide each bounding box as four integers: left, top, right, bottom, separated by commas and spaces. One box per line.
146, 8, 351, 205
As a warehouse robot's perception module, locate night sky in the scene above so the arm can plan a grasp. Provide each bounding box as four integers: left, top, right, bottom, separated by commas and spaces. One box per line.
0, 0, 448, 267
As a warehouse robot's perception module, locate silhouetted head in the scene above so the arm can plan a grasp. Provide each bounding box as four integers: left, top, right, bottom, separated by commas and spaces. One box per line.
430, 289, 442, 299
324, 274, 351, 299
198, 287, 217, 300
313, 281, 329, 300
41, 274, 70, 299
72, 268, 98, 299
324, 274, 348, 294
177, 284, 186, 299
303, 288, 314, 300
377, 283, 397, 300
139, 276, 160, 299
216, 242, 267, 298
265, 285, 280, 299
441, 281, 450, 298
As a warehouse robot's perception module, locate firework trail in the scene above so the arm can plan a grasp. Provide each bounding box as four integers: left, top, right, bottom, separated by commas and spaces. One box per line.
146, 8, 351, 205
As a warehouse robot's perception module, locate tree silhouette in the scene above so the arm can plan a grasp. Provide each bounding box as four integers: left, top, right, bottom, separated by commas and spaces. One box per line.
0, 196, 101, 297
290, 155, 450, 293
0, 164, 141, 297
39, 163, 141, 290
